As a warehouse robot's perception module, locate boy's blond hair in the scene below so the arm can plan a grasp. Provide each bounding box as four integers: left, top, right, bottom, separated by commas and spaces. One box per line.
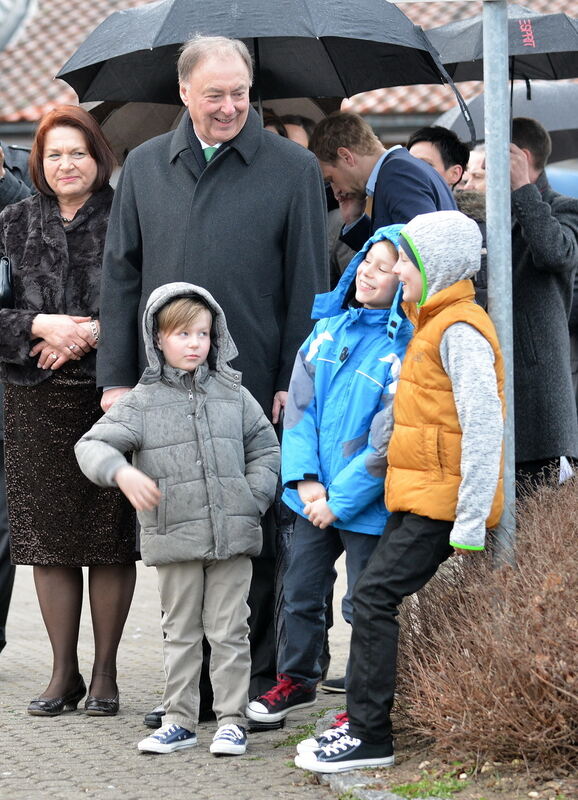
156, 296, 213, 335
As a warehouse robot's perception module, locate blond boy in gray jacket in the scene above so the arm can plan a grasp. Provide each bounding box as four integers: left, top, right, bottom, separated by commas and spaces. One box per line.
76, 282, 279, 756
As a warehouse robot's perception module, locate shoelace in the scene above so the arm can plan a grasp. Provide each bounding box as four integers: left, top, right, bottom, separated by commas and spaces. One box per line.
259, 675, 300, 703
214, 724, 244, 742
317, 722, 349, 746
320, 733, 360, 756
321, 721, 349, 741
331, 711, 349, 727
155, 723, 183, 740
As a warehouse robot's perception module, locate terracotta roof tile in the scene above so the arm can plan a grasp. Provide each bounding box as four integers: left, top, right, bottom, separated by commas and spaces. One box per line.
0, 0, 573, 123
0, 0, 145, 122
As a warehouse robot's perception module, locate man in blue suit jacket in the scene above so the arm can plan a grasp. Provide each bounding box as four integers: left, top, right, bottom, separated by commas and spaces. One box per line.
310, 112, 456, 252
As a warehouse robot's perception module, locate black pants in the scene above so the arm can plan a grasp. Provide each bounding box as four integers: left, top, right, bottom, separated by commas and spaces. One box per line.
0, 443, 15, 653
347, 511, 453, 744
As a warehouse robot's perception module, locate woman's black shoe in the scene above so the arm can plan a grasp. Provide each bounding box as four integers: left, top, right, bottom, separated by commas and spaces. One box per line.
84, 692, 119, 716
27, 676, 86, 716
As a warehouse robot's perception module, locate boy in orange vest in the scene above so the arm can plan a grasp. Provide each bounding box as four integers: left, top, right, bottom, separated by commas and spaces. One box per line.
294, 209, 505, 772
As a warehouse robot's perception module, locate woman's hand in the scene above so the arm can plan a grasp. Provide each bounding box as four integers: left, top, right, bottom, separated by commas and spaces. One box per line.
77, 319, 99, 348
31, 314, 93, 355
115, 465, 161, 511
32, 343, 73, 371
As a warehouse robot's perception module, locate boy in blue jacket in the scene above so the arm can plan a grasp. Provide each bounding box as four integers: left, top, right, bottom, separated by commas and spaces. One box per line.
246, 225, 412, 726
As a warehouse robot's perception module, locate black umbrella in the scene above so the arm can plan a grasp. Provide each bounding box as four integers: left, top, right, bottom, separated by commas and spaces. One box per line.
428, 4, 578, 82
56, 0, 460, 104
436, 81, 578, 164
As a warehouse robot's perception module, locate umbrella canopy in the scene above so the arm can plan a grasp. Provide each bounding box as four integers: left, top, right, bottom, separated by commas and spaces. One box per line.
436, 81, 578, 164
428, 5, 578, 82
57, 0, 449, 104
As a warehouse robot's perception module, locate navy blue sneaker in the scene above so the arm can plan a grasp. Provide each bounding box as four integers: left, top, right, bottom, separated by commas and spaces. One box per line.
296, 712, 349, 754
294, 733, 394, 773
138, 723, 197, 753
209, 723, 247, 756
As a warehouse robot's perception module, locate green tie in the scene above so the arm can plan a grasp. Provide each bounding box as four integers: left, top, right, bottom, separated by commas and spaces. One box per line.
203, 146, 218, 162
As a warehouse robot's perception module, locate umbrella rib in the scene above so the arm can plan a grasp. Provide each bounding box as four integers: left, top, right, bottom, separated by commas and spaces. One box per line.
544, 51, 559, 80
318, 38, 348, 97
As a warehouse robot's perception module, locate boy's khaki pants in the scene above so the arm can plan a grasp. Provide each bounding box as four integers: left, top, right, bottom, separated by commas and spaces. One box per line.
156, 555, 252, 732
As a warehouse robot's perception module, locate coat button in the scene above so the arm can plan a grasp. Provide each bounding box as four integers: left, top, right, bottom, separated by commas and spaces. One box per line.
187, 414, 193, 419
233, 383, 238, 388
196, 460, 202, 466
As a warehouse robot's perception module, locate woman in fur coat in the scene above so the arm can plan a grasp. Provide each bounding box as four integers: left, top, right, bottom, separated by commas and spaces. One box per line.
0, 106, 136, 718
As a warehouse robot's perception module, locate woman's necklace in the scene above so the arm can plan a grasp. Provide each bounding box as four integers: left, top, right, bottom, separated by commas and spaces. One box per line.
61, 215, 74, 224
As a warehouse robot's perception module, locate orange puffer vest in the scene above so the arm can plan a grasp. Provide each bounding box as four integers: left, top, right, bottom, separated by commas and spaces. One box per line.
386, 279, 505, 527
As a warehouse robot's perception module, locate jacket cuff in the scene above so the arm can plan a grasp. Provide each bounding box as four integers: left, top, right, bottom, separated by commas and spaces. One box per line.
104, 455, 131, 487
283, 472, 319, 489
449, 522, 486, 551
449, 541, 484, 551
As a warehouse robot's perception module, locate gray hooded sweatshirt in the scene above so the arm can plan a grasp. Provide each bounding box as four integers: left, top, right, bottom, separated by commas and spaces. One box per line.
397, 211, 504, 549
75, 282, 280, 566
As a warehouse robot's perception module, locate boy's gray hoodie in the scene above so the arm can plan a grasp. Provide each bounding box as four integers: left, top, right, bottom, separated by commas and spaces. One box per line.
397, 211, 504, 549
75, 282, 280, 566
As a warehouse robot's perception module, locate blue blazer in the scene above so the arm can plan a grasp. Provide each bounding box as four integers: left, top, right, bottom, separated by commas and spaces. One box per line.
342, 147, 456, 252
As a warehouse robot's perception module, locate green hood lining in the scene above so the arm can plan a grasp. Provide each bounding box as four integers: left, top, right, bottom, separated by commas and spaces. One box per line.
400, 230, 428, 307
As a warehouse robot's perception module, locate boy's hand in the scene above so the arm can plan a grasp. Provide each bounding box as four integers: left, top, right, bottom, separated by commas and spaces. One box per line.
452, 547, 481, 557
115, 465, 161, 511
303, 497, 337, 530
297, 480, 326, 505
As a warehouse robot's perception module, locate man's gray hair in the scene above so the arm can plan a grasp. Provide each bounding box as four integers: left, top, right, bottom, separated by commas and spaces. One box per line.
178, 35, 253, 85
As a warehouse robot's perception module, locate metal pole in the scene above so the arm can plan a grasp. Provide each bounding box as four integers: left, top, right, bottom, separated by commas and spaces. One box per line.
483, 0, 516, 564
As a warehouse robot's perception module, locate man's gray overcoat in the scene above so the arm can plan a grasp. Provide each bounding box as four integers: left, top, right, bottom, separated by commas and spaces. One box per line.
97, 108, 328, 417
511, 173, 578, 462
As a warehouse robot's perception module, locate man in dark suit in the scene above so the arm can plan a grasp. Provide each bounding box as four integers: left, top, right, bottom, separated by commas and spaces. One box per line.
309, 112, 456, 253
508, 117, 578, 486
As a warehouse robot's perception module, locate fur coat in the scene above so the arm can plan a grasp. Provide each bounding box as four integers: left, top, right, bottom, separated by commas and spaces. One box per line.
0, 186, 113, 386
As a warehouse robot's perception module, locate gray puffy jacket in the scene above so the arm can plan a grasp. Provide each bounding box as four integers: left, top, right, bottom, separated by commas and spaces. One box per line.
75, 282, 280, 566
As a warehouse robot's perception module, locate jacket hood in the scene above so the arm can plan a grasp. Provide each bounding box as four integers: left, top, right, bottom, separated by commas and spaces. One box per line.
140, 282, 238, 384
400, 210, 482, 306
312, 222, 405, 316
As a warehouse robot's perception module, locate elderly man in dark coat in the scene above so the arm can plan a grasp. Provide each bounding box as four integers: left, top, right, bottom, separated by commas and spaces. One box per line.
509, 118, 578, 485
97, 35, 328, 720
0, 140, 34, 654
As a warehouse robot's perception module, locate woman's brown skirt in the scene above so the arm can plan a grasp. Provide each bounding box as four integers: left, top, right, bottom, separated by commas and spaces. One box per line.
3, 373, 137, 566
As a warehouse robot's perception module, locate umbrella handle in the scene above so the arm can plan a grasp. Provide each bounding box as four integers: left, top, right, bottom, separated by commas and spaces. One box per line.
253, 37, 263, 122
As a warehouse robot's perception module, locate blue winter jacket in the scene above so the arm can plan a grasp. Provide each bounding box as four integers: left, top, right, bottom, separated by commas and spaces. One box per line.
282, 225, 413, 535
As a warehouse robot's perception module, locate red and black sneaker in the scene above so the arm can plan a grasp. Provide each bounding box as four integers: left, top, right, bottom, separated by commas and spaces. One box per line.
245, 674, 316, 722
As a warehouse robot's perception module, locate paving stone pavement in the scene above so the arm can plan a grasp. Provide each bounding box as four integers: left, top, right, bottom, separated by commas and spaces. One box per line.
0, 561, 351, 800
